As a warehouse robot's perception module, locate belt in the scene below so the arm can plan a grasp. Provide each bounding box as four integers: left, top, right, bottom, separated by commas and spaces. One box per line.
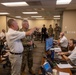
23, 45, 30, 47
10, 52, 22, 55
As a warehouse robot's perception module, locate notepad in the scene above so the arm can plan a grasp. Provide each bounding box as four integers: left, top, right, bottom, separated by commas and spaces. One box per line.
59, 72, 70, 75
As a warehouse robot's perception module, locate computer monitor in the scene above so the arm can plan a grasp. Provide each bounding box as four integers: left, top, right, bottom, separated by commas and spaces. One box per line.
45, 37, 53, 51
45, 37, 55, 61
43, 61, 52, 73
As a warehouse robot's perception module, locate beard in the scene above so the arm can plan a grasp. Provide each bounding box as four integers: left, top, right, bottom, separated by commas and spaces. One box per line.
68, 46, 74, 51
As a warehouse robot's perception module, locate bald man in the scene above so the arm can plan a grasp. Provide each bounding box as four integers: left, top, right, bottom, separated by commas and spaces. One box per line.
58, 32, 68, 52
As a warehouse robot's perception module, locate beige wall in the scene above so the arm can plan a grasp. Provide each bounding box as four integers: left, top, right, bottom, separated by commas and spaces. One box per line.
28, 19, 55, 32
0, 16, 60, 32
16, 19, 22, 28
62, 11, 76, 39
0, 16, 6, 32
6, 18, 59, 32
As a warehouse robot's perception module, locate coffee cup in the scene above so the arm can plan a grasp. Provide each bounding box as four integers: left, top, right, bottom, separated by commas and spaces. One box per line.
52, 69, 57, 75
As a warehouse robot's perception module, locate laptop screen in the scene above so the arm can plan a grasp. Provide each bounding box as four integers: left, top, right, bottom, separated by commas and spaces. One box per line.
43, 62, 52, 72
45, 37, 53, 51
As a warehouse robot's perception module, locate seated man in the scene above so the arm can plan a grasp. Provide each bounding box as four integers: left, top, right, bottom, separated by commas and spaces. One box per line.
58, 39, 75, 55
58, 39, 76, 65
57, 32, 68, 52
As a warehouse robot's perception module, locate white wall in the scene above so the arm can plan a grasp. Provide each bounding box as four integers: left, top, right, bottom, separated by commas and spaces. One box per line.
62, 10, 76, 39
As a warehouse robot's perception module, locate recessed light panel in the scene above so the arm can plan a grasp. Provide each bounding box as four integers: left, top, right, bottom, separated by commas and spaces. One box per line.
1, 2, 29, 7
56, 0, 72, 5
54, 15, 60, 17
0, 12, 9, 15
15, 16, 21, 18
22, 12, 38, 14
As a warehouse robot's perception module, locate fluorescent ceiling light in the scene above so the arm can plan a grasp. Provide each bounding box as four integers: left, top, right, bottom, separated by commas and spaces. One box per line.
36, 18, 44, 19
31, 16, 42, 18
23, 18, 28, 20
54, 15, 60, 17
56, 0, 72, 5
1, 2, 29, 7
22, 12, 38, 14
15, 16, 21, 18
54, 18, 60, 19
0, 12, 9, 15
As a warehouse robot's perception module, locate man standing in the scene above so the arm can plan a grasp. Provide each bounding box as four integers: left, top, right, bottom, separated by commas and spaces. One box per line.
54, 24, 61, 40
6, 19, 37, 75
41, 24, 47, 43
48, 24, 53, 37
20, 20, 35, 75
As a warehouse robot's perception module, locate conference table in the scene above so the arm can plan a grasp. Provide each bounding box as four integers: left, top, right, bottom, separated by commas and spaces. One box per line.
38, 55, 72, 75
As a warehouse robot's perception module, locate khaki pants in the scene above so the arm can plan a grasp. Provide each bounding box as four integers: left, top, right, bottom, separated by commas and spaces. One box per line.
9, 53, 22, 75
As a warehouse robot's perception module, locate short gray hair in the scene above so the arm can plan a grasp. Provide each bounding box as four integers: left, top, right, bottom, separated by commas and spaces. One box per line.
7, 19, 15, 27
22, 20, 28, 25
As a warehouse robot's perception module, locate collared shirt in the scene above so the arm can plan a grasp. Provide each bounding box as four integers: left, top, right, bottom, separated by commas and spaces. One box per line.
6, 28, 25, 53
68, 47, 76, 65
60, 36, 68, 48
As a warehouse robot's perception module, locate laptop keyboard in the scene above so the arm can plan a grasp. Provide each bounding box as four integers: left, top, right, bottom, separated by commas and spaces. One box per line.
54, 58, 68, 64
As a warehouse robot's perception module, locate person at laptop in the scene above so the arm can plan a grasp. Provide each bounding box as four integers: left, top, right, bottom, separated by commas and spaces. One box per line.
57, 32, 68, 52
58, 39, 75, 55
58, 39, 76, 65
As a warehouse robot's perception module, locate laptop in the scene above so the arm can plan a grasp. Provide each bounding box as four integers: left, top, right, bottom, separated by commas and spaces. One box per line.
54, 59, 68, 64
43, 61, 52, 73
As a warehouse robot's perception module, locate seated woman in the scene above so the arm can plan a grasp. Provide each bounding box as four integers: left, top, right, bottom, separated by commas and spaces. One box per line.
58, 39, 76, 65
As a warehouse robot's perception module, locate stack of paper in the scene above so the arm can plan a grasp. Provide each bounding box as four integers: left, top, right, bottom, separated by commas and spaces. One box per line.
57, 63, 73, 68
59, 72, 70, 75
54, 48, 61, 52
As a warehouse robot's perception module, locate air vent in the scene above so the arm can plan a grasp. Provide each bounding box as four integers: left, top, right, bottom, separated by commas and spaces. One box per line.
27, 1, 42, 6
55, 8, 66, 11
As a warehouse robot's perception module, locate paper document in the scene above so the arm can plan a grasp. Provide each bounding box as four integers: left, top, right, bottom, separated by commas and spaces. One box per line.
57, 63, 73, 68
50, 47, 61, 52
54, 48, 61, 52
59, 72, 70, 75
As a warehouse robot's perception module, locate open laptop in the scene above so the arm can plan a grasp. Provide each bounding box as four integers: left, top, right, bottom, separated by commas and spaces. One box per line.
43, 61, 52, 73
